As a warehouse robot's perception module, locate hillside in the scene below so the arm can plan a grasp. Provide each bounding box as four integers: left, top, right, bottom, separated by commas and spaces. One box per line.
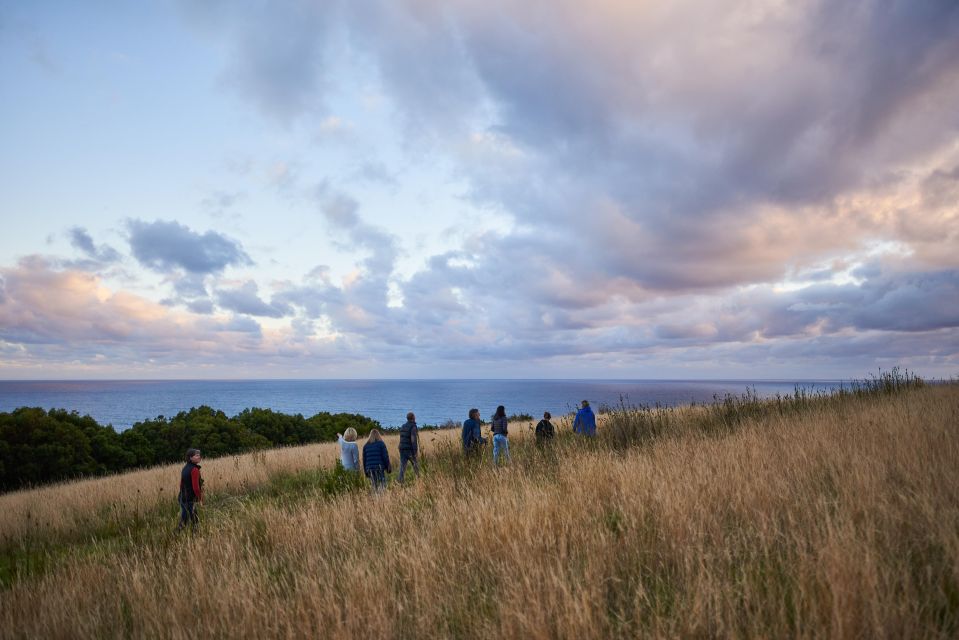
2, 377, 957, 639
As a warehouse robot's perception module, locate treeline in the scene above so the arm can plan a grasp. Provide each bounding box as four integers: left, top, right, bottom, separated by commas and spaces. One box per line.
0, 406, 380, 492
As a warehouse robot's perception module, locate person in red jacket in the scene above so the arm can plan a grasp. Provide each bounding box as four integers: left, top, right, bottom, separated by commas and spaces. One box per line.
178, 448, 204, 532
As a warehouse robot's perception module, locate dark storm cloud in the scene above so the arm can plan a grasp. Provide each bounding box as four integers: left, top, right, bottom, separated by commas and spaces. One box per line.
127, 219, 251, 275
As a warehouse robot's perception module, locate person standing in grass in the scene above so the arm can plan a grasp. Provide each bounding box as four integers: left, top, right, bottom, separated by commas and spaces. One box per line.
535, 411, 555, 443
491, 405, 510, 465
337, 427, 360, 471
177, 448, 203, 532
573, 400, 596, 436
363, 429, 392, 492
397, 411, 420, 483
462, 408, 486, 454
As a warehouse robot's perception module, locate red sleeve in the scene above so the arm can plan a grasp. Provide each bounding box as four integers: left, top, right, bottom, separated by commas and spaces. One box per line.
191, 467, 202, 501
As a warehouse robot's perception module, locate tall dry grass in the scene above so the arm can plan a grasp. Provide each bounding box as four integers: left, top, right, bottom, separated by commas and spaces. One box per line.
0, 425, 478, 542
1, 384, 957, 639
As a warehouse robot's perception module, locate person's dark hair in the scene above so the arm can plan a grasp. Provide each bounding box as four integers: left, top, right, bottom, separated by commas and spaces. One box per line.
543, 411, 551, 420
581, 400, 590, 408
185, 448, 201, 462
407, 412, 415, 421
469, 408, 479, 419
494, 405, 506, 419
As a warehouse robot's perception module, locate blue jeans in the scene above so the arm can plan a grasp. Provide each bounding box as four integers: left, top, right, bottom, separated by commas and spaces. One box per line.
178, 498, 198, 531
492, 434, 510, 465
398, 451, 419, 483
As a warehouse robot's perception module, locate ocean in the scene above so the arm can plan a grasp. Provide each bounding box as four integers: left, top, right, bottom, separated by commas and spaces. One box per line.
0, 379, 844, 430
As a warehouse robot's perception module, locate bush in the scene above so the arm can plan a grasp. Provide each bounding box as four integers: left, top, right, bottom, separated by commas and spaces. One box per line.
0, 406, 381, 492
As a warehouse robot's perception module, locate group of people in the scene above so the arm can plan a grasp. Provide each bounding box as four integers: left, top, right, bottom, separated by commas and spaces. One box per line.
178, 401, 597, 529
337, 401, 597, 492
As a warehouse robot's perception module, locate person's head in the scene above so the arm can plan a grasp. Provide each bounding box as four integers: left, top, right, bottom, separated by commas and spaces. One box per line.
469, 408, 479, 420
581, 400, 590, 409
344, 427, 357, 442
367, 429, 382, 443
185, 448, 201, 463
543, 411, 551, 420
407, 412, 415, 422
494, 405, 506, 419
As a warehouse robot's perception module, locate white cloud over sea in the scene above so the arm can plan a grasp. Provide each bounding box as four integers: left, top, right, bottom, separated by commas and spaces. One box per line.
0, 0, 957, 378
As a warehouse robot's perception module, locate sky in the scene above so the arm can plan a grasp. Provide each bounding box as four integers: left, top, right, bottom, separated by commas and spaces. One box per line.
1, 0, 958, 380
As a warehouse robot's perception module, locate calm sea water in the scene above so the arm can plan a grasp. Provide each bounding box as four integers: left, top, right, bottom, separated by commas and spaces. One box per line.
0, 379, 843, 431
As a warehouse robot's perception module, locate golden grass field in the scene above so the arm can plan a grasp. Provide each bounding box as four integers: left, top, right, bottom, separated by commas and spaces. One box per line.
1, 381, 957, 639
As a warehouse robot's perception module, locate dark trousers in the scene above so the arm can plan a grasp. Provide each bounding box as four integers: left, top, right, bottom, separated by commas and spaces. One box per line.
178, 498, 199, 531
366, 469, 387, 492
398, 451, 419, 483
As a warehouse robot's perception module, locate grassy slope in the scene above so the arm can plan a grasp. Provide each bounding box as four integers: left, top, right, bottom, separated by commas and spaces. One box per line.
1, 382, 957, 639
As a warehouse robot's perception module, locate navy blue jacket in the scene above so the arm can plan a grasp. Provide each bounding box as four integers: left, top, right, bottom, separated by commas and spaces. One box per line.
462, 418, 485, 451
363, 440, 392, 474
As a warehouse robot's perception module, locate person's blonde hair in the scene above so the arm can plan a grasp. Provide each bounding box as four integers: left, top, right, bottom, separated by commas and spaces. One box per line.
344, 427, 357, 442
367, 429, 382, 443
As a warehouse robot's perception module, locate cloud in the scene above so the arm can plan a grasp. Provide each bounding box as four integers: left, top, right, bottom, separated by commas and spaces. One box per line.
6, 2, 959, 377
68, 227, 121, 264
0, 258, 274, 369
216, 281, 293, 318
127, 219, 252, 275
314, 188, 399, 310
201, 190, 244, 217
179, 0, 337, 123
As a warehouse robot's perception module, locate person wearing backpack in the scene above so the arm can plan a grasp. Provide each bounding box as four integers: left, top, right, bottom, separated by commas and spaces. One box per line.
535, 411, 555, 443
397, 411, 420, 484
177, 448, 204, 532
490, 405, 510, 465
462, 408, 486, 454
363, 429, 392, 493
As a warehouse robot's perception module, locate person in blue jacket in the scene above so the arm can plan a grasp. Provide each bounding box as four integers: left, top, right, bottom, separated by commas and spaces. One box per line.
461, 408, 486, 454
362, 429, 392, 492
573, 400, 596, 436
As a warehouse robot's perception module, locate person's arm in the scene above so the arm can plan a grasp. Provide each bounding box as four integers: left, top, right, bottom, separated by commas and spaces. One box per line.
412, 425, 419, 454
351, 444, 359, 469
191, 467, 203, 504
384, 443, 392, 473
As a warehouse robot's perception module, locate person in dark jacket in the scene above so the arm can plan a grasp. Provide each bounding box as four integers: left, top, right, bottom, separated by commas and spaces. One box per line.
573, 400, 597, 436
177, 448, 203, 532
535, 411, 555, 443
362, 429, 392, 492
490, 405, 510, 465
462, 408, 486, 454
397, 411, 420, 484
